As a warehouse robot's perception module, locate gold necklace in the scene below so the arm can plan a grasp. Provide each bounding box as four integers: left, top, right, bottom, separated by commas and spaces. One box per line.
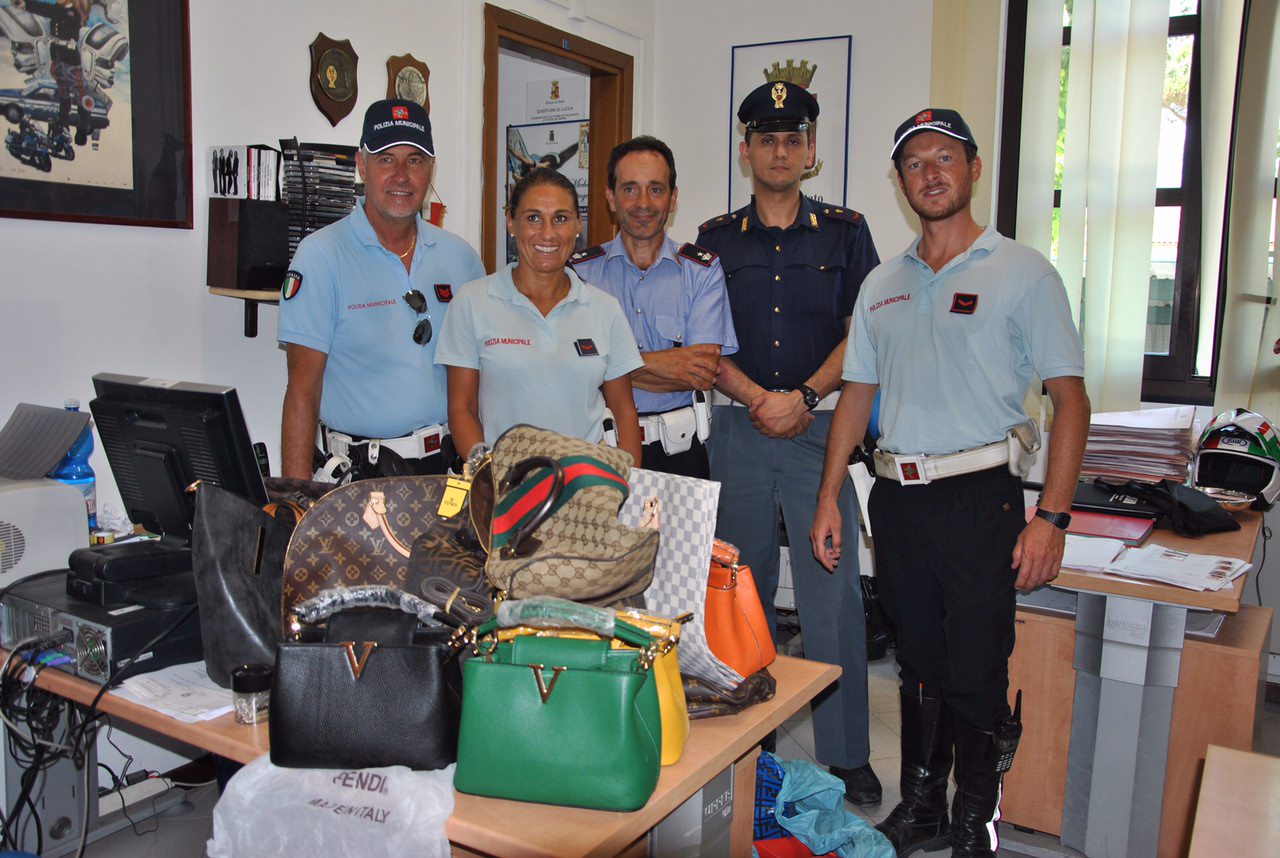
399, 240, 414, 259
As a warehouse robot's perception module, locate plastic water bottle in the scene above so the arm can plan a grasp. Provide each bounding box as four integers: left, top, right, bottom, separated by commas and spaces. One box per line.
49, 398, 97, 531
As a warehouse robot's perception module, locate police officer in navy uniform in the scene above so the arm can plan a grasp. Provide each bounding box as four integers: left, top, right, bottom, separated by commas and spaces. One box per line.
698, 80, 882, 805
569, 136, 737, 478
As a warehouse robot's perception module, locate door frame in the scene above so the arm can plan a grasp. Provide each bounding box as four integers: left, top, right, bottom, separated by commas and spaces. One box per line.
482, 4, 633, 272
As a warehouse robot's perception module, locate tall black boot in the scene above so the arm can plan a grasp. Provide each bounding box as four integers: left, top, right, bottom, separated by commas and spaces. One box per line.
949, 717, 1003, 857
876, 690, 952, 856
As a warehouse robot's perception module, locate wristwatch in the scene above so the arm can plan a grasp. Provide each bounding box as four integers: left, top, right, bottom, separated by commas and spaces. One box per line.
797, 384, 821, 410
1034, 508, 1072, 530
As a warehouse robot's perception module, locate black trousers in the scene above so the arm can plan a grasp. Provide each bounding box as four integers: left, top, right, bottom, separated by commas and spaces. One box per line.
868, 465, 1024, 730
639, 436, 710, 479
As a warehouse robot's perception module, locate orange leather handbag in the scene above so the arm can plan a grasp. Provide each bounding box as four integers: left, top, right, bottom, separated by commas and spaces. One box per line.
704, 539, 776, 677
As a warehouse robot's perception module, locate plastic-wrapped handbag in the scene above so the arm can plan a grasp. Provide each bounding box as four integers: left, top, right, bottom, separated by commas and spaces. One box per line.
471, 425, 659, 606
271, 589, 464, 771
281, 475, 491, 626
454, 598, 662, 811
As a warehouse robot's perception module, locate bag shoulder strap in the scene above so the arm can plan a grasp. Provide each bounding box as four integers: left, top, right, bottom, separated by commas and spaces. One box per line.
491, 455, 630, 552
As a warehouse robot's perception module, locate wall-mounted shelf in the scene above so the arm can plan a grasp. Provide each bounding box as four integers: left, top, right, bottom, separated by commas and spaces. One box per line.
209, 288, 279, 337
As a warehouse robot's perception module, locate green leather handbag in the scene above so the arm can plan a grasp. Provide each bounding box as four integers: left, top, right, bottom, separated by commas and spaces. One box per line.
454, 601, 662, 811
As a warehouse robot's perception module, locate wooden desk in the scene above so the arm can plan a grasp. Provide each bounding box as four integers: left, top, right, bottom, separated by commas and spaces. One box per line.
1003, 512, 1268, 858
1188, 745, 1280, 857
1051, 510, 1262, 613
22, 653, 837, 857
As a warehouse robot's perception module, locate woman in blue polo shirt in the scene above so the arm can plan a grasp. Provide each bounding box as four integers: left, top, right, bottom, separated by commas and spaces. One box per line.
436, 168, 644, 463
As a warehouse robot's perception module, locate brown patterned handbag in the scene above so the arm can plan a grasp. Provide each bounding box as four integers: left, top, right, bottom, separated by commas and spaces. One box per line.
280, 476, 490, 626
477, 425, 659, 606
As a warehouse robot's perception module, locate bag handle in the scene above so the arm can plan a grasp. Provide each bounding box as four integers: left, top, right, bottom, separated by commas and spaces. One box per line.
475, 597, 654, 648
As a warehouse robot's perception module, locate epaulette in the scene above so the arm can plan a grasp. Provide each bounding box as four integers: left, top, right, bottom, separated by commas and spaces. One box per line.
677, 242, 718, 267
818, 205, 864, 225
698, 212, 736, 234
567, 244, 605, 266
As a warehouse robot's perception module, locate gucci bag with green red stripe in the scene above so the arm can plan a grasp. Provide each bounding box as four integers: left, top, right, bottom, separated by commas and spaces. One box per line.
480, 425, 659, 606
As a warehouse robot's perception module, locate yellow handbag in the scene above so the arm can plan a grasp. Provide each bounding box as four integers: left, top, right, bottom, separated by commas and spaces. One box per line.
496, 608, 691, 765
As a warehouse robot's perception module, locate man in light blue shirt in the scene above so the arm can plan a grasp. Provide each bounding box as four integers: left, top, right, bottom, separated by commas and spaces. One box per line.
569, 136, 737, 477
812, 108, 1090, 857
278, 100, 484, 480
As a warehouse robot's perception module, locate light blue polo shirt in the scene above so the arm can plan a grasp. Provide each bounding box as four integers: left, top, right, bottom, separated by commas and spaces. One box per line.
844, 226, 1084, 456
570, 235, 738, 414
434, 264, 645, 444
277, 200, 485, 437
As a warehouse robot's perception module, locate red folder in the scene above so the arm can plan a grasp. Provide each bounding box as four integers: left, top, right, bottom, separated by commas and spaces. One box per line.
1026, 506, 1154, 546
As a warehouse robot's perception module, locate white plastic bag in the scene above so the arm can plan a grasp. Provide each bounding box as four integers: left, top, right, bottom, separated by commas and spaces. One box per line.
207, 755, 454, 858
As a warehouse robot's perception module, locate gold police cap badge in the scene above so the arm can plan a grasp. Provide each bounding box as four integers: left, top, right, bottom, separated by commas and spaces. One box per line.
772, 82, 787, 109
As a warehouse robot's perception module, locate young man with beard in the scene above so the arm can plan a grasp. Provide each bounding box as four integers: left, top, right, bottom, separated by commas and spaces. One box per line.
811, 109, 1090, 856
569, 136, 737, 477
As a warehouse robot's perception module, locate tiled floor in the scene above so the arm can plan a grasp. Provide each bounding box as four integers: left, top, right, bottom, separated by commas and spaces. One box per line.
80, 653, 1280, 857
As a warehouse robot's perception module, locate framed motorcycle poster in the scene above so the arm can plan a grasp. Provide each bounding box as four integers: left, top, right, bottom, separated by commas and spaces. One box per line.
0, 0, 193, 228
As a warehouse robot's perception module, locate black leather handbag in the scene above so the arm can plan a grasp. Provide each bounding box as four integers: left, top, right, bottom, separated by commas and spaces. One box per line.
270, 602, 462, 771
190, 481, 290, 688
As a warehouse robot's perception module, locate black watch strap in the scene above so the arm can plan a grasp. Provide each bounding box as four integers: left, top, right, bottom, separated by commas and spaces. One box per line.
1034, 508, 1072, 530
798, 384, 820, 410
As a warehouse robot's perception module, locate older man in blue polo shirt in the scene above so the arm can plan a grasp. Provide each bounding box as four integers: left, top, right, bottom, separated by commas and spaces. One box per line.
569, 136, 737, 477
278, 99, 484, 481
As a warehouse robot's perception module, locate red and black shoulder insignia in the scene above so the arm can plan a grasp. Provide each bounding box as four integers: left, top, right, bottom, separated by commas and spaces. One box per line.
677, 242, 718, 267
567, 245, 605, 266
819, 206, 864, 225
698, 212, 735, 234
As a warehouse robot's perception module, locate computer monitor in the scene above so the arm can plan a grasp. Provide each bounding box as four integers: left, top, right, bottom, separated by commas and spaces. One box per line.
89, 373, 267, 543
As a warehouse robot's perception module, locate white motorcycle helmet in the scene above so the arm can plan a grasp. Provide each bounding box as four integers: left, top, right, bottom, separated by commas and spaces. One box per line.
1193, 408, 1280, 510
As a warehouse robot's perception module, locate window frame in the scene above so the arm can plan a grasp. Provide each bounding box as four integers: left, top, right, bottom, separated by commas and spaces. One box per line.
997, 1, 1216, 405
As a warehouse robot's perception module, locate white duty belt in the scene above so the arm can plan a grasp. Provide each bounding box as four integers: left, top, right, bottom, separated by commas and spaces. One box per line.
709, 389, 840, 411
315, 423, 448, 483
872, 420, 1041, 485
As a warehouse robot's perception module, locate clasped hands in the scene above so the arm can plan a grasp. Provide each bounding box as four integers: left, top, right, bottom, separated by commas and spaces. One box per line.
748, 389, 811, 439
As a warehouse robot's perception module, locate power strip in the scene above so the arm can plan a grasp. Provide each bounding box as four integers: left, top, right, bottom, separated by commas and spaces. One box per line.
98, 777, 171, 817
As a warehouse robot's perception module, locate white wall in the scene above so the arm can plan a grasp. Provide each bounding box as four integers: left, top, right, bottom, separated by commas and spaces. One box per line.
0, 0, 654, 521
652, 0, 935, 256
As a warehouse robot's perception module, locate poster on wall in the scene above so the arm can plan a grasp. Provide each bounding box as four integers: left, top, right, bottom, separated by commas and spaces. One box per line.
505, 120, 589, 264
525, 76, 586, 123
728, 35, 851, 212
0, 0, 192, 228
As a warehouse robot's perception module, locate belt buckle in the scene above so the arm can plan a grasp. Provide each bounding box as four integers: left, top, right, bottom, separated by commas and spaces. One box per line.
421, 429, 442, 456
894, 454, 930, 485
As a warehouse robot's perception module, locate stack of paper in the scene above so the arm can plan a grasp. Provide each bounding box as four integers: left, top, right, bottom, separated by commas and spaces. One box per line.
1102, 543, 1251, 591
112, 662, 233, 723
1081, 406, 1197, 483
1062, 534, 1127, 573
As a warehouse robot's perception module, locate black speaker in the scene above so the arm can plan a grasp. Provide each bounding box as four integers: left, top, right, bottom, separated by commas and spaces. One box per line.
207, 198, 289, 292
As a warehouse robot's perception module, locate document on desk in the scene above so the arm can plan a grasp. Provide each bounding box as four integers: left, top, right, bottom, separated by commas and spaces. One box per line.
1103, 543, 1251, 592
112, 662, 233, 723
1063, 534, 1127, 572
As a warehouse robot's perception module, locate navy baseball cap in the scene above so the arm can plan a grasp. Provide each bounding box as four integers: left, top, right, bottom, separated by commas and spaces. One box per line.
360, 99, 434, 157
738, 81, 819, 133
890, 108, 977, 161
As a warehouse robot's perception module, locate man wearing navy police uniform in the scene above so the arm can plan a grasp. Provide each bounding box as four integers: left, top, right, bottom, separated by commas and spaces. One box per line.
697, 80, 881, 806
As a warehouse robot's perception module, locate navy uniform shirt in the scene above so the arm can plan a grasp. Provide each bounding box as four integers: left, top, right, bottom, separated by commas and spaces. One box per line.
698, 195, 879, 391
